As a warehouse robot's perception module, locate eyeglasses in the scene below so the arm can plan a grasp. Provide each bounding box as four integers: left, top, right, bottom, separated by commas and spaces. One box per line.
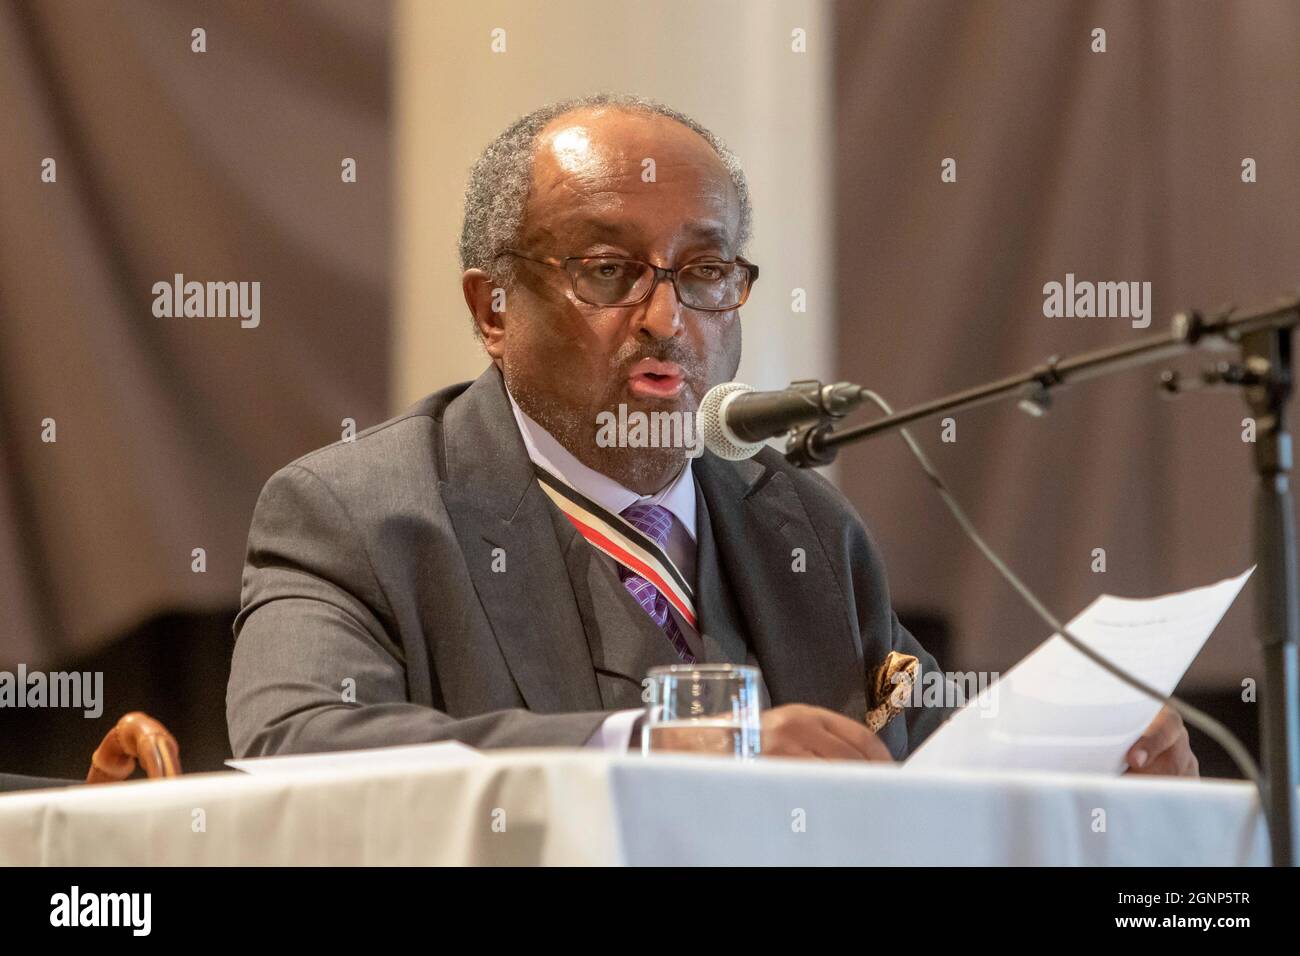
495, 249, 759, 312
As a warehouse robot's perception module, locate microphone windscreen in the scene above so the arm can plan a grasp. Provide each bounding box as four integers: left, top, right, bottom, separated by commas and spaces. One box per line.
698, 382, 766, 460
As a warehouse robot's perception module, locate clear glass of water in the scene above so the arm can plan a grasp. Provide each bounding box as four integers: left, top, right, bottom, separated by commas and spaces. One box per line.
641, 663, 762, 759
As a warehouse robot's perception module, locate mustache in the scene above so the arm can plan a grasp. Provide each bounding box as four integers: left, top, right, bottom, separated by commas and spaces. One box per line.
611, 341, 704, 377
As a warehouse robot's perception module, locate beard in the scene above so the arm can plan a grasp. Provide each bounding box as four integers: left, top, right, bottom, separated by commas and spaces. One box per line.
505, 337, 710, 493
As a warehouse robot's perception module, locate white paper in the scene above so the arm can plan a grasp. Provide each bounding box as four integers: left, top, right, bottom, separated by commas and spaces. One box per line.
904, 567, 1253, 774
226, 740, 484, 776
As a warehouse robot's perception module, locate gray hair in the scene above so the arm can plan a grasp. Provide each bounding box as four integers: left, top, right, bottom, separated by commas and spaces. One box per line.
458, 93, 753, 306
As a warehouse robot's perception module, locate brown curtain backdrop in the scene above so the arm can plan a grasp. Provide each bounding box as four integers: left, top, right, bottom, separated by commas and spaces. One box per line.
0, 0, 390, 669
833, 0, 1300, 691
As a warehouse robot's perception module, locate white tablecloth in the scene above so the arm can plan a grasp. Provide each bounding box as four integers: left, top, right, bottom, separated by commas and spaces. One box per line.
0, 751, 1270, 865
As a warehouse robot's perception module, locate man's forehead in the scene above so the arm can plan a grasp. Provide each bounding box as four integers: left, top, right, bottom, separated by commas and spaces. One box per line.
527, 109, 740, 245
536, 107, 716, 163
535, 215, 731, 244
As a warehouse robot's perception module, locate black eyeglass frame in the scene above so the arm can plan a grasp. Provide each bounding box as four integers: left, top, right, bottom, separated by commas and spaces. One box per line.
494, 248, 760, 312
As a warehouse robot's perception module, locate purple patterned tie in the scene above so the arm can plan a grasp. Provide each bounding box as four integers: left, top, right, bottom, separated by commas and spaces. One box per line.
619, 503, 696, 663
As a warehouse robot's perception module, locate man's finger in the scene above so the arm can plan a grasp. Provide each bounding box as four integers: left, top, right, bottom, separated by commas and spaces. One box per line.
805, 727, 871, 761
773, 747, 819, 760
816, 710, 892, 761
1132, 748, 1181, 776
762, 737, 818, 759
1127, 706, 1182, 769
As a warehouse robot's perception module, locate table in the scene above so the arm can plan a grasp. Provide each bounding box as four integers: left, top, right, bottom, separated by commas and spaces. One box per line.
0, 750, 1270, 865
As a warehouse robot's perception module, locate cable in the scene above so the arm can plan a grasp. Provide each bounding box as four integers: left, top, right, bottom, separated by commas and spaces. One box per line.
857, 389, 1267, 811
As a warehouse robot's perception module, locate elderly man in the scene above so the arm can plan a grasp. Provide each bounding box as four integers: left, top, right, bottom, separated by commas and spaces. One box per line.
227, 93, 1196, 774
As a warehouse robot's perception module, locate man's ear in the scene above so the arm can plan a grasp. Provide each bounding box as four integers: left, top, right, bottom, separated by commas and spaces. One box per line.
462, 269, 508, 359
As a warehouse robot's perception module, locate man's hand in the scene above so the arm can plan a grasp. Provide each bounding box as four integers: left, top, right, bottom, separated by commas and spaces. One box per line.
1125, 705, 1199, 777
761, 703, 893, 761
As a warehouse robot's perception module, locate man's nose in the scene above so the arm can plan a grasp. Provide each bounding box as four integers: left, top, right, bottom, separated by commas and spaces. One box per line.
637, 272, 684, 340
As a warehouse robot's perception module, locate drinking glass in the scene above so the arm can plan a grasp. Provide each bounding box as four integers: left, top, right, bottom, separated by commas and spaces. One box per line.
641, 663, 762, 759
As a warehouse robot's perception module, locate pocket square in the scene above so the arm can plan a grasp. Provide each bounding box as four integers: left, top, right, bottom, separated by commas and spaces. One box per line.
865, 651, 920, 733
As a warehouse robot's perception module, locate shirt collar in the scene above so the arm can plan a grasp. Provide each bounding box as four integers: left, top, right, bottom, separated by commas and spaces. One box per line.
506, 387, 697, 542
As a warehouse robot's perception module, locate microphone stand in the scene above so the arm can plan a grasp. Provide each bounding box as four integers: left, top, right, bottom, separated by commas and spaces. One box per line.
787, 295, 1300, 866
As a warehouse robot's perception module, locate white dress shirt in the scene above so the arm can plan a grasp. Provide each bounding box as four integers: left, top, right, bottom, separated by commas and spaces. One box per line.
505, 388, 697, 751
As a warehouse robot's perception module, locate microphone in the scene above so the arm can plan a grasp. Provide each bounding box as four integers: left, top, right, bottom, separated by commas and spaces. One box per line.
699, 380, 866, 460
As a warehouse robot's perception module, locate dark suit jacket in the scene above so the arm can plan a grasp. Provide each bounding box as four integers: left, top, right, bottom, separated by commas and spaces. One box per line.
227, 366, 949, 758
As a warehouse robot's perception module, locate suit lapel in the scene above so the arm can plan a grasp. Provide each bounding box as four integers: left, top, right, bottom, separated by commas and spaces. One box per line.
438, 368, 602, 714
694, 452, 868, 718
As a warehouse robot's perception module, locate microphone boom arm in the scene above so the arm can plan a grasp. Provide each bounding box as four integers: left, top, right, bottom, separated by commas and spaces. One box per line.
789, 299, 1300, 465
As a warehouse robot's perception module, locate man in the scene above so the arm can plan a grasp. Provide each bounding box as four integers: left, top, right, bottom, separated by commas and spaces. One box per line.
227, 93, 1195, 774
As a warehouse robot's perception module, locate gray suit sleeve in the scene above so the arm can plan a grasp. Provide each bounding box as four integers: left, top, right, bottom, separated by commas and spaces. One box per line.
227, 463, 612, 758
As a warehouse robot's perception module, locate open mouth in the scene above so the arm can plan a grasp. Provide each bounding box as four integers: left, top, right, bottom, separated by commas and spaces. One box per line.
627, 358, 686, 399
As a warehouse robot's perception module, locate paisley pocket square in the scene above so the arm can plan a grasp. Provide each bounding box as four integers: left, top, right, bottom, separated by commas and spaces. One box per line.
865, 651, 920, 733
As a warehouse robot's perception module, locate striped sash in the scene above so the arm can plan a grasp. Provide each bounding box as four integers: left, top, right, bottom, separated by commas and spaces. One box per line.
534, 466, 697, 630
